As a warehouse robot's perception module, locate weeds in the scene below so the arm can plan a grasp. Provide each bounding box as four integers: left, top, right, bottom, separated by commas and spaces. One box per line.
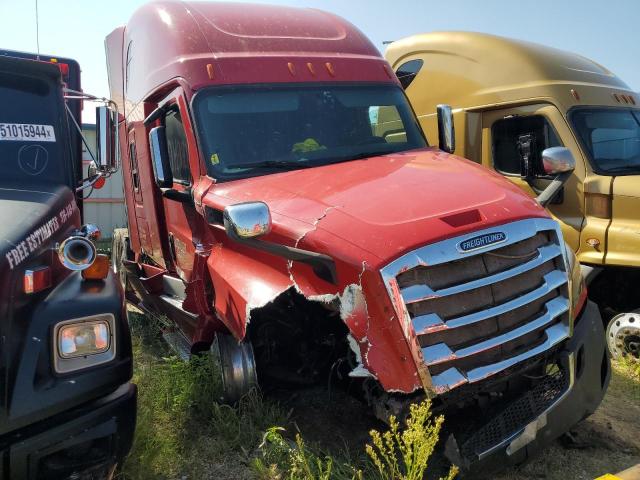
122, 309, 457, 479
365, 401, 458, 480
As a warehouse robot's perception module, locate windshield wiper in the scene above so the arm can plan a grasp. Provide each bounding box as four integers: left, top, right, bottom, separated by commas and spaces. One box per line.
603, 165, 640, 173
318, 149, 398, 164
228, 159, 314, 171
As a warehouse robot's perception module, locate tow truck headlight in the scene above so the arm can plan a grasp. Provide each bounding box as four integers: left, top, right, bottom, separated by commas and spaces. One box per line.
53, 314, 116, 374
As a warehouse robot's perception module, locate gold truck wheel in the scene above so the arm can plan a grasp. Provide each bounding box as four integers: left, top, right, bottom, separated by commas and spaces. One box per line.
606, 311, 640, 360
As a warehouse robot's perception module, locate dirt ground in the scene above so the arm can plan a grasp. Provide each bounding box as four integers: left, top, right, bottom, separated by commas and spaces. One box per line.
495, 365, 640, 480
270, 365, 640, 480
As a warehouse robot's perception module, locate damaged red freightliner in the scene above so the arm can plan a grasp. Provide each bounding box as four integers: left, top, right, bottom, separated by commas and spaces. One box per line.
106, 1, 610, 473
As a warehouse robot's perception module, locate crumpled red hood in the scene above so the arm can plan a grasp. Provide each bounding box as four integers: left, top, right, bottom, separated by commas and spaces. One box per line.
205, 147, 548, 266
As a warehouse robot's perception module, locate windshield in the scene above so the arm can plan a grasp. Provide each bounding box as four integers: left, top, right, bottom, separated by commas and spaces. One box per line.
570, 108, 640, 174
193, 84, 427, 180
0, 71, 70, 186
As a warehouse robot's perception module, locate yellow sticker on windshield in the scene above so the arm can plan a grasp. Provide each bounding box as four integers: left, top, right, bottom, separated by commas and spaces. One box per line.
210, 153, 220, 165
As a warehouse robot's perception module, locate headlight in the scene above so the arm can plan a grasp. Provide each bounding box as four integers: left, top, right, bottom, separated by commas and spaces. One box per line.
563, 242, 586, 322
53, 314, 116, 374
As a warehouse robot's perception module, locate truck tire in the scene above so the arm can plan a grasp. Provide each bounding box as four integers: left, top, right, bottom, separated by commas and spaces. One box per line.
212, 332, 258, 404
606, 310, 640, 361
111, 228, 130, 292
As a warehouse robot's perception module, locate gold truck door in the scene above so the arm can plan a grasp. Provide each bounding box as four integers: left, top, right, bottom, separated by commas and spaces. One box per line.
481, 104, 586, 251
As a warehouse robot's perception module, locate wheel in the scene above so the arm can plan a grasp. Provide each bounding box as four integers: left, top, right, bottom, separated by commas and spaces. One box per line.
111, 228, 129, 291
606, 311, 640, 360
212, 332, 258, 403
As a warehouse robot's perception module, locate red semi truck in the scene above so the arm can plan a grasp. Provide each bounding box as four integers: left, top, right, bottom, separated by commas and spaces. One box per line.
106, 1, 610, 472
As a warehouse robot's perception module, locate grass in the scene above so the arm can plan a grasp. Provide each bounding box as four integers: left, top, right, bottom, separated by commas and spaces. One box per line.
118, 309, 456, 480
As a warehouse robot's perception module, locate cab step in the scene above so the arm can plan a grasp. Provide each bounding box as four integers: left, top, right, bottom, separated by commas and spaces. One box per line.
162, 330, 191, 361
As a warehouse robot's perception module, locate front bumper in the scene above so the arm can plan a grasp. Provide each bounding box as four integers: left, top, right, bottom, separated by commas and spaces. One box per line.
448, 300, 610, 476
1, 383, 136, 480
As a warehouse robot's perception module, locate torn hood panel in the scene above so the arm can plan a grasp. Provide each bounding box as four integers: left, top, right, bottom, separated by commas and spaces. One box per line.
206, 147, 548, 265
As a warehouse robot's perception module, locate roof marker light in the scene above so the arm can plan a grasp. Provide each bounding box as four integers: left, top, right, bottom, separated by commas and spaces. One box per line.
325, 62, 335, 76
206, 63, 215, 80
306, 62, 315, 75
570, 89, 580, 101
287, 62, 296, 76
613, 93, 621, 103
622, 95, 630, 104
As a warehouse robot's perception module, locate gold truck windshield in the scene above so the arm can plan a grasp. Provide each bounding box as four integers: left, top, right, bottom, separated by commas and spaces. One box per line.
0, 71, 69, 185
570, 108, 640, 174
193, 84, 427, 180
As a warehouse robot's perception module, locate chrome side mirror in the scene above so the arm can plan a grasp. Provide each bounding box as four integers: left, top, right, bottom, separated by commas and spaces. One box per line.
223, 202, 272, 240
95, 106, 119, 173
81, 224, 102, 241
541, 147, 576, 175
149, 126, 173, 188
437, 104, 455, 154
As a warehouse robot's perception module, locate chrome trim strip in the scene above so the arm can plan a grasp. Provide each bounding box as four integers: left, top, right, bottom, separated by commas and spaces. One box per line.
381, 218, 561, 281
412, 270, 568, 334
401, 243, 563, 304
421, 297, 569, 366
430, 322, 570, 393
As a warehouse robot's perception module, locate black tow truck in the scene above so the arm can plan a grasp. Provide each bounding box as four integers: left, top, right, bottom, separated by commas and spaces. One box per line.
0, 51, 135, 479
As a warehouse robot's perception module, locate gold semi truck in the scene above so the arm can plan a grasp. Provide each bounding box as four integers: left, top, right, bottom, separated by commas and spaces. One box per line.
385, 32, 640, 360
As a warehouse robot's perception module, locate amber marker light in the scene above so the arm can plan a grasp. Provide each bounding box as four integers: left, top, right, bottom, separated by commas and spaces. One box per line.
325, 62, 335, 76
81, 254, 110, 280
24, 266, 52, 294
206, 63, 215, 80
586, 238, 601, 248
287, 62, 296, 76
570, 89, 580, 101
306, 62, 316, 75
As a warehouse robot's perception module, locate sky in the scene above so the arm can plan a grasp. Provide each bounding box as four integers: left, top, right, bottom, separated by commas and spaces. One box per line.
1, 0, 638, 122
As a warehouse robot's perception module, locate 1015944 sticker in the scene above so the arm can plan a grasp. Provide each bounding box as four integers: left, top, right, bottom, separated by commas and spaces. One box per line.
0, 123, 56, 142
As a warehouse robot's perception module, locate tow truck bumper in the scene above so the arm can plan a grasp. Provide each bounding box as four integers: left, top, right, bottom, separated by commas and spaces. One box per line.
1, 382, 136, 480
450, 300, 611, 477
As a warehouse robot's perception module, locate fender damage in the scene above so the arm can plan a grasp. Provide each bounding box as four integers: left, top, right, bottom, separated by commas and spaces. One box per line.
206, 203, 426, 395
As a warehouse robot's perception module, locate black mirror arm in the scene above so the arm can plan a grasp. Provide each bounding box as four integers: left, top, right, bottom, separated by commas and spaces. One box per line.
536, 172, 572, 208
225, 228, 337, 284
161, 187, 194, 205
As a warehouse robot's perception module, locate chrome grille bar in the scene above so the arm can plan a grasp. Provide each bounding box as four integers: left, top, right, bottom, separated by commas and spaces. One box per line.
380, 217, 571, 395
421, 297, 569, 366
401, 243, 563, 304
412, 269, 568, 334
430, 322, 570, 394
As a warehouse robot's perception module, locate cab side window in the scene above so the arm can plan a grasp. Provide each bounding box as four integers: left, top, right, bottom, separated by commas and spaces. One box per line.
492, 115, 561, 175
164, 110, 191, 184
395, 59, 423, 90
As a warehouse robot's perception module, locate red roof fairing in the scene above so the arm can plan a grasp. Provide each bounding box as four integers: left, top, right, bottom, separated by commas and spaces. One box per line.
106, 1, 394, 117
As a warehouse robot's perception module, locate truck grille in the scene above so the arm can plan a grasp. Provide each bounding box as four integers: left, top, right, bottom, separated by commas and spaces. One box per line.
381, 218, 570, 394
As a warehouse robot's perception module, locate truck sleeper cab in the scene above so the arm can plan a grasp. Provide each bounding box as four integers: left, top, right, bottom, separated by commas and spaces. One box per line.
107, 2, 609, 473
0, 53, 135, 479
385, 32, 640, 361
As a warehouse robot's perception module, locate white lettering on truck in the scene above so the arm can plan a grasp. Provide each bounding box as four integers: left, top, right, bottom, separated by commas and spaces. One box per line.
5, 200, 76, 270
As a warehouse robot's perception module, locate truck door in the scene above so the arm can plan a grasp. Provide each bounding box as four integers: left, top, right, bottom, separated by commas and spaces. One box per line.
481, 104, 587, 252
153, 89, 204, 286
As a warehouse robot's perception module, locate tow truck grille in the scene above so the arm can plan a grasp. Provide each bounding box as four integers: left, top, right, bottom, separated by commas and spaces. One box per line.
381, 218, 570, 394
